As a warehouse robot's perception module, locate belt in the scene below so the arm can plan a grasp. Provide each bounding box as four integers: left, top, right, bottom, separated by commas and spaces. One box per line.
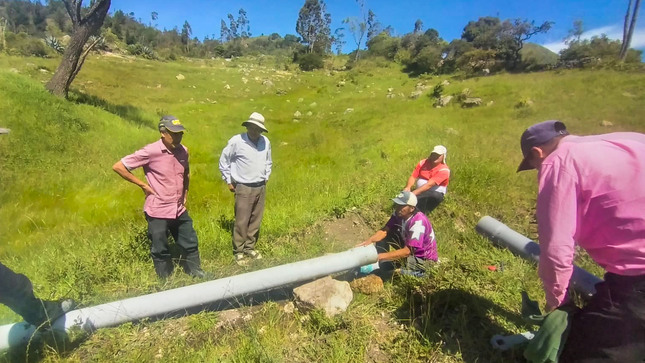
237, 181, 265, 188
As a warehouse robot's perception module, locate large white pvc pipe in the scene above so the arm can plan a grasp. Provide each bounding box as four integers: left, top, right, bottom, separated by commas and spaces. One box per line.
0, 245, 377, 350
475, 216, 601, 298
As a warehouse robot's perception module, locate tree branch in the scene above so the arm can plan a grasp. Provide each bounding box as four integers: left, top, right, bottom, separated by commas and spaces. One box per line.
70, 36, 101, 83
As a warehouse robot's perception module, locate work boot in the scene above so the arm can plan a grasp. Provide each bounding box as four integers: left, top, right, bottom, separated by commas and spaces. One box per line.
21, 299, 76, 328
182, 252, 206, 278
153, 259, 173, 279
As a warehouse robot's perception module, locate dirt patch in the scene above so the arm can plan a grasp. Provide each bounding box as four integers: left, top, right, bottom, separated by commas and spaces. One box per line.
320, 211, 374, 249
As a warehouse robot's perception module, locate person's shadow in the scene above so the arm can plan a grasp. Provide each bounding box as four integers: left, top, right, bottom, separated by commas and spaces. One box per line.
392, 286, 530, 362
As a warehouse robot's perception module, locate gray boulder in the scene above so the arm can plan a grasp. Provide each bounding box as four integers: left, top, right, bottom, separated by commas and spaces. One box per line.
462, 97, 482, 107
293, 276, 353, 317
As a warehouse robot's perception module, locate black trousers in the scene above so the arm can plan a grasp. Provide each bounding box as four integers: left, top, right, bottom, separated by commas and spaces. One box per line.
0, 262, 50, 325
560, 272, 645, 362
145, 211, 200, 263
416, 190, 444, 214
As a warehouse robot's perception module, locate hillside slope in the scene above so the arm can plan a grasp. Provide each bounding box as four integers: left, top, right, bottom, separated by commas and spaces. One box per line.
1, 54, 644, 362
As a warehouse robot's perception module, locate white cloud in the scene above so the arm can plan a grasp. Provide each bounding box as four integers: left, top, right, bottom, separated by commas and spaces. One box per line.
542, 24, 645, 54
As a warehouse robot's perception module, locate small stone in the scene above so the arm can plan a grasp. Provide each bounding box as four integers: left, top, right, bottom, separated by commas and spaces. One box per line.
306, 111, 313, 116
600, 120, 613, 127
175, 74, 185, 80
349, 275, 384, 295
224, 84, 231, 90
309, 102, 317, 107
294, 111, 302, 118
283, 302, 295, 314
298, 98, 304, 103
344, 108, 354, 114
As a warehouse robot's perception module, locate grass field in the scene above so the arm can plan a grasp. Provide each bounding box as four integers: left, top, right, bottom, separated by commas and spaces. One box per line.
0, 53, 644, 362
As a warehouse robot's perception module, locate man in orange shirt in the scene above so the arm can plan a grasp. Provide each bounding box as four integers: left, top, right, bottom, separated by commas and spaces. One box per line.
403, 145, 450, 214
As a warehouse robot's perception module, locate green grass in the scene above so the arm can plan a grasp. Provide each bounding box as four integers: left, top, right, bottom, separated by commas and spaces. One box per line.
0, 53, 644, 362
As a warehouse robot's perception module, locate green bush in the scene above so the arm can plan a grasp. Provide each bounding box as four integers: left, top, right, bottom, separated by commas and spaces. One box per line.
6, 32, 52, 57
127, 43, 157, 60
296, 52, 324, 71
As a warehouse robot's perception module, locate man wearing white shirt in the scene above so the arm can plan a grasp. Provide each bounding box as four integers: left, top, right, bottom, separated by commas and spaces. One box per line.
219, 112, 272, 265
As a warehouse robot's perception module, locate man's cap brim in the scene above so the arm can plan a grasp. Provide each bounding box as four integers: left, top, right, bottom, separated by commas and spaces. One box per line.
392, 197, 407, 205
164, 125, 185, 133
517, 158, 533, 172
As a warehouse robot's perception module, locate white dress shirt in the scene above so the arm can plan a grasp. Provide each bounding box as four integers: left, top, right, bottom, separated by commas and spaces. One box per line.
219, 133, 272, 184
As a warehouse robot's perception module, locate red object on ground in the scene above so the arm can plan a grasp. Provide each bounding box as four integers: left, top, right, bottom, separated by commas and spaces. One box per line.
487, 265, 497, 271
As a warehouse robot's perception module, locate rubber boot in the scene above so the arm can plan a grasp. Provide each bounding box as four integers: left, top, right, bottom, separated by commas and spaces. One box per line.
182, 251, 206, 278
0, 276, 75, 327
153, 259, 173, 279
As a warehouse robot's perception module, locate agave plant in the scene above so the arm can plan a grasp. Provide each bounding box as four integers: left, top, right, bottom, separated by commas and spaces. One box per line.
88, 35, 106, 51
44, 35, 64, 54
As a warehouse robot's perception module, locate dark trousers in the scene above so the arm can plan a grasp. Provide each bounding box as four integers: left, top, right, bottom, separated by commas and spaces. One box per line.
0, 262, 52, 326
145, 211, 200, 274
416, 190, 444, 214
560, 272, 645, 362
233, 184, 266, 254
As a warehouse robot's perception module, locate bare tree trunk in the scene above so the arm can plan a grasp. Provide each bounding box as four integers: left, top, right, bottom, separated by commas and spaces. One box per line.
620, 0, 641, 60
46, 0, 111, 98
0, 18, 6, 52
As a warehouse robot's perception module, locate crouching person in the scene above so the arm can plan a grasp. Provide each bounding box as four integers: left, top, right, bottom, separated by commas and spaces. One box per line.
357, 191, 438, 277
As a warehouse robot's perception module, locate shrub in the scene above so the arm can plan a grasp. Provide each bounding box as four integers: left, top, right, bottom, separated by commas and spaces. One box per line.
432, 84, 444, 98
6, 32, 52, 57
127, 43, 157, 60
44, 35, 65, 54
296, 52, 324, 71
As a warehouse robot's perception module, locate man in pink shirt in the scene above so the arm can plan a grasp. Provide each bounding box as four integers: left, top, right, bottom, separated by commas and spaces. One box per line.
113, 115, 205, 279
517, 120, 645, 361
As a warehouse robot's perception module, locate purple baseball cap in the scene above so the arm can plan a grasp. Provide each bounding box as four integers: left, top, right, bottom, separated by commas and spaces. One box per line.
517, 120, 569, 172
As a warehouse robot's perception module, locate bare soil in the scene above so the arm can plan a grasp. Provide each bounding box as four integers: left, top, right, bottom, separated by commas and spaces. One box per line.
319, 211, 374, 249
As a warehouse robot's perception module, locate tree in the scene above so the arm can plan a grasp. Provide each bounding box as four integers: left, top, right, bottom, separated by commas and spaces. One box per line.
343, 0, 369, 61
564, 19, 584, 44
342, 16, 366, 60
413, 19, 423, 34
296, 0, 331, 54
332, 27, 345, 55
499, 19, 553, 69
45, 0, 111, 98
462, 16, 501, 50
181, 20, 192, 52
620, 0, 641, 60
220, 19, 230, 42
150, 11, 158, 27
0, 17, 6, 52
237, 8, 250, 38
227, 13, 238, 39
366, 9, 381, 42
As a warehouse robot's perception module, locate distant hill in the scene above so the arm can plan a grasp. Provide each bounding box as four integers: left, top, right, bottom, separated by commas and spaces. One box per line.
521, 42, 559, 70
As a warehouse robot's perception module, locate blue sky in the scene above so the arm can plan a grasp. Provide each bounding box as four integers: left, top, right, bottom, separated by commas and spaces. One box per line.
110, 0, 645, 55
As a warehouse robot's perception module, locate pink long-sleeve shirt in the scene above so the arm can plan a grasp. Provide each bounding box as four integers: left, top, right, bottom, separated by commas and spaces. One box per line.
536, 132, 645, 309
121, 140, 189, 219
